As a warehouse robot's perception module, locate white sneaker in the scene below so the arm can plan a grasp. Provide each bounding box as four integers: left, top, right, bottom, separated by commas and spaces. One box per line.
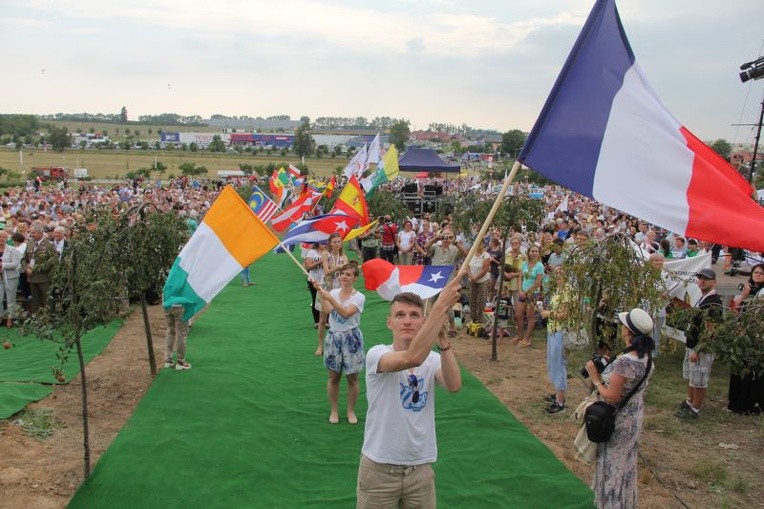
175, 360, 192, 370
164, 359, 174, 368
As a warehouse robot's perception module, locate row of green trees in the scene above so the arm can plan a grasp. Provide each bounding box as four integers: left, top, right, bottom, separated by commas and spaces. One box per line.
28, 206, 188, 478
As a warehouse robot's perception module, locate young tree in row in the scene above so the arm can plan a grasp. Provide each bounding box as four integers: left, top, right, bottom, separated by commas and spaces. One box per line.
26, 206, 187, 479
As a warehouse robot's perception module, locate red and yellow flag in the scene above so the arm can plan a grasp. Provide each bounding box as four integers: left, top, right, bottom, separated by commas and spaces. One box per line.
330, 175, 369, 226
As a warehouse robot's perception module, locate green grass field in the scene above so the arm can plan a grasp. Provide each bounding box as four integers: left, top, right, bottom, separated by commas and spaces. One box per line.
0, 147, 344, 180
44, 120, 214, 139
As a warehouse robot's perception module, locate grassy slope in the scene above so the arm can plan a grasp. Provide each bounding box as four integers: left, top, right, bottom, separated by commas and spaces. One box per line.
0, 148, 343, 180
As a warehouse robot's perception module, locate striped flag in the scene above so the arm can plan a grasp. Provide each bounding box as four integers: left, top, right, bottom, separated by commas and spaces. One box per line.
518, 0, 764, 252
248, 185, 280, 223
270, 189, 322, 232
162, 186, 279, 320
287, 164, 302, 182
281, 213, 355, 246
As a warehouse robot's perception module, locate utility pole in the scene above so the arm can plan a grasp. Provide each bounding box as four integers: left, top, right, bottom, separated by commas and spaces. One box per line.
749, 98, 763, 185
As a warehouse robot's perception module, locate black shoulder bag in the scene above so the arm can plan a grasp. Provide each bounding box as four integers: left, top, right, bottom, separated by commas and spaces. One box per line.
584, 352, 652, 444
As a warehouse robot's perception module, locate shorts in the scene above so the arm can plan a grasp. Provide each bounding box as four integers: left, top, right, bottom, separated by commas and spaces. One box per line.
324, 327, 365, 374
682, 348, 714, 389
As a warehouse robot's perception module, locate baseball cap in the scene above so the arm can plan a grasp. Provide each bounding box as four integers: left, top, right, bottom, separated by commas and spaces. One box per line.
696, 268, 716, 280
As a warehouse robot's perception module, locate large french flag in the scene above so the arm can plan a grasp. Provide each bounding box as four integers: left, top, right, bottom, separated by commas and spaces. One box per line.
362, 259, 453, 301
518, 0, 764, 252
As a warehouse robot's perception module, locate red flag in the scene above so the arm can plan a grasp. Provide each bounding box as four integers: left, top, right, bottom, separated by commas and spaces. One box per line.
270, 190, 322, 232
325, 175, 337, 199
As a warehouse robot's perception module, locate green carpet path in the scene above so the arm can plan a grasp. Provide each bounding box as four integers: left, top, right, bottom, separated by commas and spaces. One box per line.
69, 254, 593, 508
0, 321, 123, 419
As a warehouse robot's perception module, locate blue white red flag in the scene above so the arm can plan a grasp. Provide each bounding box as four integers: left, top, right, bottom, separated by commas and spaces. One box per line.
518, 0, 764, 253
280, 213, 355, 246
248, 185, 280, 223
362, 259, 453, 301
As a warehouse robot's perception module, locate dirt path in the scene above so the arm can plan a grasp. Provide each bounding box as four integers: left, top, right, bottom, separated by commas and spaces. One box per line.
0, 306, 166, 509
0, 307, 759, 508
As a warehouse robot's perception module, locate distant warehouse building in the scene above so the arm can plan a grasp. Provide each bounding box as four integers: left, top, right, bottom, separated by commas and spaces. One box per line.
229, 133, 294, 149
161, 132, 231, 149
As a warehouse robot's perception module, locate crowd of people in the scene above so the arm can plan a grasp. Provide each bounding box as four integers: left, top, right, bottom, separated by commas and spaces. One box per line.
5, 174, 760, 508
296, 176, 762, 508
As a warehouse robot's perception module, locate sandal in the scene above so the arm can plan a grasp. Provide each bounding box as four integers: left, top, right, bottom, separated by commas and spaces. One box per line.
518, 340, 532, 348
447, 330, 457, 338
314, 348, 323, 356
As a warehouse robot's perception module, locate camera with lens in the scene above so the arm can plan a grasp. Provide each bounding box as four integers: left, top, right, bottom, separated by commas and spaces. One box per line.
738, 283, 746, 291
580, 354, 610, 378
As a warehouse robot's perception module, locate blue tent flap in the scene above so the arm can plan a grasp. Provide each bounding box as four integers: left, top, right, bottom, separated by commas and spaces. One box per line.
398, 148, 461, 173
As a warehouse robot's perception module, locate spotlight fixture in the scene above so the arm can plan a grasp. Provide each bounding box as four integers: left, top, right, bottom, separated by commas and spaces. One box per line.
739, 56, 764, 83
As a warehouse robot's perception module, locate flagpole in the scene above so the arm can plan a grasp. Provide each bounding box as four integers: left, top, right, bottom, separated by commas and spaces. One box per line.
310, 188, 326, 215
457, 160, 521, 274
275, 238, 312, 279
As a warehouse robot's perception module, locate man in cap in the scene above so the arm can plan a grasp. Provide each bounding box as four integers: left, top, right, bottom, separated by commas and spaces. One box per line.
676, 268, 723, 419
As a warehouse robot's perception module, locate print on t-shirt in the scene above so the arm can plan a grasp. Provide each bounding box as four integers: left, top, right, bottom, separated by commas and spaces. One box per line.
400, 374, 428, 412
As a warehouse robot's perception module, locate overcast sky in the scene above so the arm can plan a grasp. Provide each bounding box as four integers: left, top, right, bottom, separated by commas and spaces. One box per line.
1, 0, 762, 145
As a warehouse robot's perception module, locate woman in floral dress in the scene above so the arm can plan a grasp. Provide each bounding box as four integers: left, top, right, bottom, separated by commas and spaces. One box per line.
585, 308, 655, 509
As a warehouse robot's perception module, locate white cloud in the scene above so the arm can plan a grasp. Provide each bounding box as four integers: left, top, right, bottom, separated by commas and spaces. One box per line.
1, 0, 761, 141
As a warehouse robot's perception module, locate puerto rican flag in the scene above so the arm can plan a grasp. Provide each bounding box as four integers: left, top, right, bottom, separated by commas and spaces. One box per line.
518, 0, 764, 253
362, 259, 453, 301
280, 213, 354, 246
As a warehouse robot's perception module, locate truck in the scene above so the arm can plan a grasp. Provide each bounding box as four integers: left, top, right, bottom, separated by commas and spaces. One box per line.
30, 166, 68, 181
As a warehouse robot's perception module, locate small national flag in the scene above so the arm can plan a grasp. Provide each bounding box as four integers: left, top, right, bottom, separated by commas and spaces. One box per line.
330, 175, 369, 226
287, 164, 302, 182
343, 144, 369, 179
248, 185, 280, 223
269, 168, 289, 205
344, 220, 379, 243
270, 190, 322, 232
362, 259, 454, 301
163, 186, 279, 320
517, 0, 764, 252
281, 213, 355, 246
325, 175, 337, 199
366, 133, 382, 166
360, 145, 399, 196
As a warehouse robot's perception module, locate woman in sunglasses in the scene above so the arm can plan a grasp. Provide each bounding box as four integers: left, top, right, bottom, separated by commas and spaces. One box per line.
313, 261, 366, 424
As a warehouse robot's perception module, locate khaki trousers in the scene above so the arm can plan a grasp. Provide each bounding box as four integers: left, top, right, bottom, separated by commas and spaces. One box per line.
356, 455, 436, 509
164, 306, 189, 362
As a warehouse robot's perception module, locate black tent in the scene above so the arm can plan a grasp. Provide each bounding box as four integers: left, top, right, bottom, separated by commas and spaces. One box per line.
398, 148, 461, 173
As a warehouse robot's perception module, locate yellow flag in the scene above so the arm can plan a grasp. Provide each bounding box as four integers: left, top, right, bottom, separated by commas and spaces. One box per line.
344, 220, 379, 243
382, 145, 399, 180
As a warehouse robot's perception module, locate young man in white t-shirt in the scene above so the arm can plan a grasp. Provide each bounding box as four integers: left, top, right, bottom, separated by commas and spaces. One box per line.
357, 274, 463, 509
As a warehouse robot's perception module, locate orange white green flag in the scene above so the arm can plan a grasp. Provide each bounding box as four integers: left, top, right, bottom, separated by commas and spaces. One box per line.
162, 186, 279, 320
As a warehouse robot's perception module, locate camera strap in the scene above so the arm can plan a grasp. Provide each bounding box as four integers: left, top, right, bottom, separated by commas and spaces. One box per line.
614, 351, 653, 412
